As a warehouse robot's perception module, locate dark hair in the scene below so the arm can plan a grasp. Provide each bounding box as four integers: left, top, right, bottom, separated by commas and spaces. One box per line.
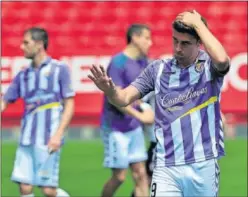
172, 13, 207, 41
126, 24, 150, 44
24, 27, 49, 50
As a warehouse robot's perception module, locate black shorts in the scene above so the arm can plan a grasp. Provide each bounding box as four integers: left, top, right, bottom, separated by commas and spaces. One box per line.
145, 141, 157, 177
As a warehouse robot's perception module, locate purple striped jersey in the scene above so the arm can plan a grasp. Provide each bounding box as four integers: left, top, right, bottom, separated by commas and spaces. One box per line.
131, 50, 228, 167
3, 57, 75, 146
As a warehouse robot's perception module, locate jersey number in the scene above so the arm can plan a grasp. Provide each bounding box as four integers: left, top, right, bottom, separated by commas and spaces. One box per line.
151, 182, 157, 197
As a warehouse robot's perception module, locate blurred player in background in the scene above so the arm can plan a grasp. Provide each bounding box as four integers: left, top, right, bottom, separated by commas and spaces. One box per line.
89, 10, 230, 197
99, 24, 154, 197
129, 91, 156, 197
141, 92, 156, 182
1, 27, 74, 197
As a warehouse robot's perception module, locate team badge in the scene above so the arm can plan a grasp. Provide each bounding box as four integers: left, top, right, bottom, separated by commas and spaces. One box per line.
44, 71, 51, 77
195, 61, 204, 73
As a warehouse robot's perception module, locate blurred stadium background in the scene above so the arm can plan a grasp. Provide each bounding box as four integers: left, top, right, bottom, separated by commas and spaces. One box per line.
1, 1, 247, 196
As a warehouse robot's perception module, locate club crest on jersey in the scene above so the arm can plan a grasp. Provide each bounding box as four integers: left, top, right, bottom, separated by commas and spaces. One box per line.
44, 71, 51, 77
195, 62, 204, 73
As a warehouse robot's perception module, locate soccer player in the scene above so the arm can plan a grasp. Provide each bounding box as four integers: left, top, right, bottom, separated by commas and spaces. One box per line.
89, 10, 230, 197
1, 27, 74, 197
99, 24, 154, 197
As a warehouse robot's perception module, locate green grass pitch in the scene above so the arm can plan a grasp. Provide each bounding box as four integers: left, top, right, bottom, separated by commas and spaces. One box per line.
2, 139, 247, 196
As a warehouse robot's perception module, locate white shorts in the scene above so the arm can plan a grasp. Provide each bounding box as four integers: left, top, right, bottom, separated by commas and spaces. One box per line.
102, 126, 147, 169
11, 145, 61, 187
150, 159, 220, 197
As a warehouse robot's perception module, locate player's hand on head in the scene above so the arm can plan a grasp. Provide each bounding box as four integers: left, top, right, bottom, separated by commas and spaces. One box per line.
176, 10, 202, 28
88, 64, 116, 96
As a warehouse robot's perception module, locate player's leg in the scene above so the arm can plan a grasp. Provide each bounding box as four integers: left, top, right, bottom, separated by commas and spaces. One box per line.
33, 145, 69, 197
101, 129, 130, 197
145, 141, 157, 184
134, 141, 156, 197
128, 127, 149, 197
19, 183, 34, 197
130, 141, 155, 197
11, 145, 35, 196
101, 168, 128, 197
41, 187, 69, 197
20, 192, 35, 197
183, 158, 220, 197
130, 162, 148, 197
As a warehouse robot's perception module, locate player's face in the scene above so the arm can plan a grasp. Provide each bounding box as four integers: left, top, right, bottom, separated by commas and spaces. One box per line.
20, 32, 41, 59
134, 29, 152, 56
172, 28, 200, 63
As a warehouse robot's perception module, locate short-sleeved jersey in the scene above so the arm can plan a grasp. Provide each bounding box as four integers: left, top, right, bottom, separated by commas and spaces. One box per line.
3, 57, 75, 145
131, 50, 228, 166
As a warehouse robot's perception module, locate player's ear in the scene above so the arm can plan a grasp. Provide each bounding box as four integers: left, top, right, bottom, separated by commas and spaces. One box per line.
36, 40, 44, 50
197, 39, 202, 46
132, 33, 140, 45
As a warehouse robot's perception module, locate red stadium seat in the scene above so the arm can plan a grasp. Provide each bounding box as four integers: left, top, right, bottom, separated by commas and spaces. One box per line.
2, 1, 246, 57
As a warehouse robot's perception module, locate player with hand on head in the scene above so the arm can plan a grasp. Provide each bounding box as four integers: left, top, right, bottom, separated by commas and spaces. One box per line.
1, 27, 74, 197
94, 24, 154, 197
89, 10, 230, 197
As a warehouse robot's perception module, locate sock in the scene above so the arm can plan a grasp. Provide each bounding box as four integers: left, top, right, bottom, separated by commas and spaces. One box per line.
21, 194, 34, 197
56, 188, 70, 197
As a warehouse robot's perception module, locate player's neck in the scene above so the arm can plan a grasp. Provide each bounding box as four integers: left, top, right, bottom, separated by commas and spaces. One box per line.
123, 45, 142, 60
178, 59, 194, 68
177, 53, 199, 68
32, 52, 48, 68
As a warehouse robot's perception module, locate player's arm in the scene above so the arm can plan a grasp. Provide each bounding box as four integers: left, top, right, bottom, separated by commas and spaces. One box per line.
177, 10, 230, 74
48, 96, 74, 153
89, 62, 155, 108
193, 17, 230, 74
48, 64, 75, 152
56, 64, 75, 136
112, 90, 155, 124
1, 72, 21, 112
221, 111, 227, 132
111, 87, 154, 124
54, 97, 74, 137
99, 61, 142, 107
1, 100, 8, 112
92, 61, 154, 123
107, 85, 141, 107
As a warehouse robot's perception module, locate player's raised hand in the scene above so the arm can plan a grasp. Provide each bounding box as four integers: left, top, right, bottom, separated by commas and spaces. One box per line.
88, 64, 116, 96
176, 10, 203, 28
